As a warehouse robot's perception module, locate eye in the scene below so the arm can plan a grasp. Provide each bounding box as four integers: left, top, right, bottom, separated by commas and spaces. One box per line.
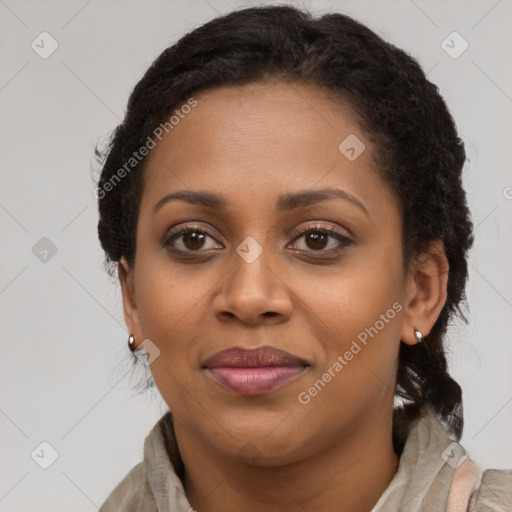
288, 223, 353, 254
163, 222, 353, 256
163, 225, 222, 253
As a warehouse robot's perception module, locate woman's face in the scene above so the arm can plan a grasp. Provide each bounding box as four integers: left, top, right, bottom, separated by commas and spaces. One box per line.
120, 81, 419, 465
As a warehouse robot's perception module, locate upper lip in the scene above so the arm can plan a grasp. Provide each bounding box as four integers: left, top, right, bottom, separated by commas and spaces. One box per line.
202, 346, 309, 368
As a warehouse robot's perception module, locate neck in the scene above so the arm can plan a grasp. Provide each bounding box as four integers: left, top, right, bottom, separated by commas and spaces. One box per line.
173, 408, 399, 512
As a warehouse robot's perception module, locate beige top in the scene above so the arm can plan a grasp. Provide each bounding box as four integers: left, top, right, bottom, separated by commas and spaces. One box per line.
99, 405, 512, 511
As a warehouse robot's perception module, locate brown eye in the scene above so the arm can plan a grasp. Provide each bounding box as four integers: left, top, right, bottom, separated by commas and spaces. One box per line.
181, 231, 207, 250
289, 224, 353, 254
163, 226, 222, 253
303, 231, 329, 251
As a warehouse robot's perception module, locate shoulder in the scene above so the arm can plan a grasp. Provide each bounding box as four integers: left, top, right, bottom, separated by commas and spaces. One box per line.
440, 449, 512, 512
99, 461, 156, 512
475, 468, 512, 511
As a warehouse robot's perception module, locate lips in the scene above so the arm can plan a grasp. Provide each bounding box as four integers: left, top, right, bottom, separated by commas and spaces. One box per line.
202, 346, 309, 368
202, 346, 309, 395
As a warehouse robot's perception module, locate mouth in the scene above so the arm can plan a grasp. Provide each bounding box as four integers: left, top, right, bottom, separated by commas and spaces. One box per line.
201, 346, 310, 395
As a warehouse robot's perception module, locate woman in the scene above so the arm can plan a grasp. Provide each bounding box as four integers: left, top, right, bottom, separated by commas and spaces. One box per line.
95, 5, 512, 511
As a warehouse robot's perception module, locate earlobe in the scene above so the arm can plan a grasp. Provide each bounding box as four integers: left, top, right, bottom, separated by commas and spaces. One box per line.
400, 240, 449, 345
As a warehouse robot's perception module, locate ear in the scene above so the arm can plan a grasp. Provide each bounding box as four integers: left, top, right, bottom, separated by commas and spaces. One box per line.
118, 257, 143, 350
400, 240, 449, 345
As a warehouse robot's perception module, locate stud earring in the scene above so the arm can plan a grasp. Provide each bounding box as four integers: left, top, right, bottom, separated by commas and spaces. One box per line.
128, 334, 136, 352
413, 328, 424, 344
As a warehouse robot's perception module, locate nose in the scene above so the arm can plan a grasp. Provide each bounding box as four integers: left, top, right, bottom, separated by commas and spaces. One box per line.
211, 242, 293, 327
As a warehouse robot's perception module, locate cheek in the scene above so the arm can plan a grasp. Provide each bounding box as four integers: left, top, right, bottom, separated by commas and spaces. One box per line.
136, 248, 211, 329
134, 262, 209, 373
135, 267, 208, 409
302, 243, 404, 388
133, 257, 241, 401
316, 246, 404, 334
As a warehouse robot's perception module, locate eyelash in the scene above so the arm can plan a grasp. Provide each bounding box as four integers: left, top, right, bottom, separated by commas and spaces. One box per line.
162, 223, 353, 256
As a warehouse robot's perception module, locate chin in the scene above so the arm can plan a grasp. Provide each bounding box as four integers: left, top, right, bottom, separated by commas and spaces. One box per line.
210, 411, 316, 466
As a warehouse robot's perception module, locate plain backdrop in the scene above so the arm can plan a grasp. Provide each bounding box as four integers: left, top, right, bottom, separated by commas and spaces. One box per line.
1, 0, 511, 510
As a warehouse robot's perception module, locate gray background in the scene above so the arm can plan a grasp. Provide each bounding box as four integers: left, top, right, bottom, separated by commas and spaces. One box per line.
1, 0, 511, 510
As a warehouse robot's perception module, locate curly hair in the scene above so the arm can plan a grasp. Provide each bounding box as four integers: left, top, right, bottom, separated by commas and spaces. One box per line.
94, 5, 474, 455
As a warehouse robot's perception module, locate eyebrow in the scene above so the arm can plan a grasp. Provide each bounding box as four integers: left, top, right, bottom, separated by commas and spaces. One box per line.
153, 187, 370, 217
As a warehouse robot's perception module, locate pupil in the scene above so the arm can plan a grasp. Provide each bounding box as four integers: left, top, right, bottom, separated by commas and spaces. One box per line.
184, 232, 205, 250
307, 232, 327, 250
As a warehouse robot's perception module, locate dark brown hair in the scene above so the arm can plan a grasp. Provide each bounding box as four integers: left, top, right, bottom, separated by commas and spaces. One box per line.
94, 5, 474, 455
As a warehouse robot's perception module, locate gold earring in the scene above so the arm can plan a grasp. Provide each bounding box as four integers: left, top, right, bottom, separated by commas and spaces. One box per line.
128, 334, 136, 352
413, 328, 424, 344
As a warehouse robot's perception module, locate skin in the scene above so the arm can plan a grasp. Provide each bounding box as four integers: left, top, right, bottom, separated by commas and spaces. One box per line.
118, 80, 449, 512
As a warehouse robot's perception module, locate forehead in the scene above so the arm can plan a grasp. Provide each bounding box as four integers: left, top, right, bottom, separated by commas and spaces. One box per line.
139, 80, 395, 218
146, 80, 367, 163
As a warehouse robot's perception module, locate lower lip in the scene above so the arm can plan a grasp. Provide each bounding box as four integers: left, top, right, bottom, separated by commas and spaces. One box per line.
206, 366, 307, 395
